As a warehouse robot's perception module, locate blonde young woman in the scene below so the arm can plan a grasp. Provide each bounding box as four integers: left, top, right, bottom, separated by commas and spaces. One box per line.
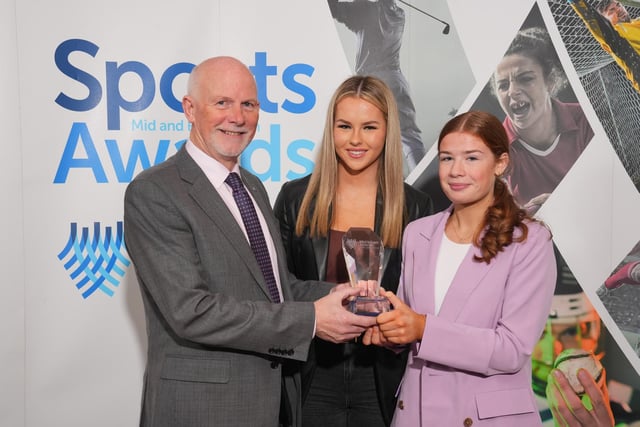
274, 75, 432, 427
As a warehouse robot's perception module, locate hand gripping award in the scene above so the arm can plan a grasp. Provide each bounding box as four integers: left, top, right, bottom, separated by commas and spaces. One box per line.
342, 227, 391, 315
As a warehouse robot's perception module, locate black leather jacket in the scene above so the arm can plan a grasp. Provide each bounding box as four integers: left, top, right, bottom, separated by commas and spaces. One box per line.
273, 175, 433, 425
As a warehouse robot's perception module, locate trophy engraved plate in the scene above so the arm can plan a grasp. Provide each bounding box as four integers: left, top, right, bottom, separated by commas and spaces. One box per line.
342, 227, 390, 315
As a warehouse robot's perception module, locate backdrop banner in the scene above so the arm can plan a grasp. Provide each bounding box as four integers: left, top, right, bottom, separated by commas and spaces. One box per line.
1, 0, 24, 426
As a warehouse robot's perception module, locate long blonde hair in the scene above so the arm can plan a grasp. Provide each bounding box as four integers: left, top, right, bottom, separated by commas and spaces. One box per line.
295, 75, 406, 248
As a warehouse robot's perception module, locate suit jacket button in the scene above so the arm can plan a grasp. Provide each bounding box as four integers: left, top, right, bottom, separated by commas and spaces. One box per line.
463, 417, 473, 427
397, 400, 404, 410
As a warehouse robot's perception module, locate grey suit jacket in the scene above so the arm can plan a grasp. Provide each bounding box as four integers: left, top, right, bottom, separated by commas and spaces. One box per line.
124, 147, 331, 427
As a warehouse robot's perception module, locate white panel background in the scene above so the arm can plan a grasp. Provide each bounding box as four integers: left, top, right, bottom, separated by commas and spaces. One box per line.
1, 0, 25, 425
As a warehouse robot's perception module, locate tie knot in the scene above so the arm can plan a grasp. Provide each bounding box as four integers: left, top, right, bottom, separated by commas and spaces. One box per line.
225, 172, 244, 192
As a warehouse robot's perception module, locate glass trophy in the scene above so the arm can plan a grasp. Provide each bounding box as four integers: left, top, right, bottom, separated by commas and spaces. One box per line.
342, 227, 390, 316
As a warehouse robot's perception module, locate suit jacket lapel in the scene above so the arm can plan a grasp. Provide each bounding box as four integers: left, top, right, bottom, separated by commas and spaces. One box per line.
311, 237, 328, 281
175, 149, 273, 300
437, 213, 495, 320
412, 214, 445, 315
306, 195, 328, 281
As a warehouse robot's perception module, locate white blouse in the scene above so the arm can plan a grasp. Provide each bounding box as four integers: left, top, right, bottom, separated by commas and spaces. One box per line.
434, 233, 471, 314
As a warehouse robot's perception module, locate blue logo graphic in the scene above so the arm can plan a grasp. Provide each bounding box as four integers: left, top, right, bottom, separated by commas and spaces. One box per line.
58, 222, 130, 299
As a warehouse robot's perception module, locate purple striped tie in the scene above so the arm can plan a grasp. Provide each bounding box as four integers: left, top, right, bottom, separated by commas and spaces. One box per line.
225, 172, 281, 303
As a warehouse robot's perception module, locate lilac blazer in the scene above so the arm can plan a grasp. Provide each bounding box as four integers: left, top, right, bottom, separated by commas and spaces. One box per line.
392, 209, 556, 427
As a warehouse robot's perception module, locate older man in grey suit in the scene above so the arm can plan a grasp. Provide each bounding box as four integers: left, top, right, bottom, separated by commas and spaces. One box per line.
124, 56, 375, 427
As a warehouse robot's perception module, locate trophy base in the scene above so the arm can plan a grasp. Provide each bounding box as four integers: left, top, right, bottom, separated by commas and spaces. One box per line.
349, 296, 390, 316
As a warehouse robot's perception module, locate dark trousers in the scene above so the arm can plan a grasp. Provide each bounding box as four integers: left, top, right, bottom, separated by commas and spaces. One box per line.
302, 342, 385, 427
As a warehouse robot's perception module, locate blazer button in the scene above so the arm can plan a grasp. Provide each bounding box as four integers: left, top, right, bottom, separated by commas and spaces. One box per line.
397, 400, 404, 410
463, 417, 473, 427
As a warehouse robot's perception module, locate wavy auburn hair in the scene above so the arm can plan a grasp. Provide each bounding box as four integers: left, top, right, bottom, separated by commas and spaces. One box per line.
439, 110, 540, 263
